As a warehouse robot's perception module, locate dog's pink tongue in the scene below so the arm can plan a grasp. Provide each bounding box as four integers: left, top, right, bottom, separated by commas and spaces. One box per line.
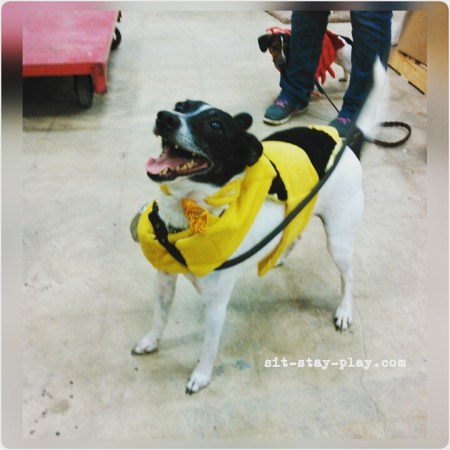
146, 155, 187, 174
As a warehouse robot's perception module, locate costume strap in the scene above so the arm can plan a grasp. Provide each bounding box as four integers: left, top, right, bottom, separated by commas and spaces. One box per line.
148, 201, 187, 266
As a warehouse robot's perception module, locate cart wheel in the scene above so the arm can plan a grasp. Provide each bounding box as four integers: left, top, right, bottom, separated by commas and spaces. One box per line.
75, 75, 94, 108
111, 27, 122, 50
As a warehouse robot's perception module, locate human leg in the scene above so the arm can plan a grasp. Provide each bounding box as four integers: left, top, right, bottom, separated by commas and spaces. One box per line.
281, 10, 330, 104
264, 11, 329, 125
331, 11, 392, 134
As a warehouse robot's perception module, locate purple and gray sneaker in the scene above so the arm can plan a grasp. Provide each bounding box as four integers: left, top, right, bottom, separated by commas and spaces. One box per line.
264, 96, 308, 125
329, 116, 353, 137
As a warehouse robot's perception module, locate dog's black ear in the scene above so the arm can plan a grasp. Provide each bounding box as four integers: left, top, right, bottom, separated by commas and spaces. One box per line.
233, 113, 253, 131
239, 132, 263, 167
258, 34, 271, 52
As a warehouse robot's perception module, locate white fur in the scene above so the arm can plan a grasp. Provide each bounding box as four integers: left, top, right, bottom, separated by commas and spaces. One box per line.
156, 177, 236, 231
335, 37, 352, 82
356, 58, 389, 139
133, 62, 386, 394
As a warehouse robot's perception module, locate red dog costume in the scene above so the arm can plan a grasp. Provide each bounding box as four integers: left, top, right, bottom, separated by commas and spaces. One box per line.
265, 27, 345, 85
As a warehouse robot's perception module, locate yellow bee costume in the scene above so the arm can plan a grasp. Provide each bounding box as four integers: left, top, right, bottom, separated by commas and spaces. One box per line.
137, 127, 341, 277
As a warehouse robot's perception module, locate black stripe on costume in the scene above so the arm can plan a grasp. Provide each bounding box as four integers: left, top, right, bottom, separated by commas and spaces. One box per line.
267, 160, 288, 201
262, 128, 338, 178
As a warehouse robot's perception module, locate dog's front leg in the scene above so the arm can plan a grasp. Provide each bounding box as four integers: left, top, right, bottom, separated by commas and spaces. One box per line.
132, 271, 177, 354
186, 269, 238, 394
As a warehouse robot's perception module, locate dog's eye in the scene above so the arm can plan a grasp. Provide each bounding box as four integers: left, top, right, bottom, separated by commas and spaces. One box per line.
175, 102, 184, 112
210, 120, 222, 131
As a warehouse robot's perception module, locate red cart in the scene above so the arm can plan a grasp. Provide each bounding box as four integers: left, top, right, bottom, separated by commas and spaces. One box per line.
23, 10, 121, 107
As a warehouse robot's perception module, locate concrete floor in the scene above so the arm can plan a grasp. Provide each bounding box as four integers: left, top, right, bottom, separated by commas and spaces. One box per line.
22, 10, 428, 442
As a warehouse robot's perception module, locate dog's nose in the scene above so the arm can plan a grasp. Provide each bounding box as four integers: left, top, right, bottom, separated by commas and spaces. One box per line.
156, 111, 181, 130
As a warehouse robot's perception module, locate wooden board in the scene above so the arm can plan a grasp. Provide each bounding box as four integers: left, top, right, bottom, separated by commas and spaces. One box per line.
388, 47, 427, 94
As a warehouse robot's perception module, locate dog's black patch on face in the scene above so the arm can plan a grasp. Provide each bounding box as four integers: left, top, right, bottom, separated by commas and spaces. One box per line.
150, 100, 263, 186
263, 128, 339, 178
258, 33, 290, 53
258, 33, 291, 69
258, 34, 272, 52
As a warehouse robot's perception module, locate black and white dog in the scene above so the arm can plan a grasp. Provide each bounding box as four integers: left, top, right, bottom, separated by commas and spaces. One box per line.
131, 60, 386, 394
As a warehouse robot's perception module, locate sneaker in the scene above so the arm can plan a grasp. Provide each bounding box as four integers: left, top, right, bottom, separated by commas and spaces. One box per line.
264, 97, 308, 125
329, 116, 353, 137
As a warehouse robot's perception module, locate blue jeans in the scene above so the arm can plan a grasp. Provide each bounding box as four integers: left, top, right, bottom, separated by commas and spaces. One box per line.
280, 10, 392, 120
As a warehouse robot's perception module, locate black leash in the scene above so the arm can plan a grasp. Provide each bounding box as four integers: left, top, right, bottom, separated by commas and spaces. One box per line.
314, 80, 412, 148
371, 121, 412, 148
315, 80, 340, 114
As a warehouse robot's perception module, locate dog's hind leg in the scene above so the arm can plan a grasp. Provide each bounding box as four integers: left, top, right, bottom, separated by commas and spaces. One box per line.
325, 221, 358, 331
319, 181, 363, 330
314, 148, 364, 330
132, 271, 177, 354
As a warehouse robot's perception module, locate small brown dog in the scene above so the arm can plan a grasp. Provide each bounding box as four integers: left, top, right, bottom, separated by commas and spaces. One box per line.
258, 27, 353, 82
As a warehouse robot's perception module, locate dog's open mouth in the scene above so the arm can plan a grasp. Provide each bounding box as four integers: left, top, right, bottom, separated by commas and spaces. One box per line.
146, 140, 210, 181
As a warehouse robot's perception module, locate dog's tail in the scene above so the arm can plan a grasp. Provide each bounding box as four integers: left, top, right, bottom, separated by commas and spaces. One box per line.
346, 57, 388, 157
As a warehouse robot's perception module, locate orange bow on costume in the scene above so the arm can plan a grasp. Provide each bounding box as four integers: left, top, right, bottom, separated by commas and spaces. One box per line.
182, 199, 209, 234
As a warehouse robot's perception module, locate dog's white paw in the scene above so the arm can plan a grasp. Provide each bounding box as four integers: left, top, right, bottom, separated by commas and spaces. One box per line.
334, 305, 352, 331
185, 369, 211, 395
131, 334, 159, 355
